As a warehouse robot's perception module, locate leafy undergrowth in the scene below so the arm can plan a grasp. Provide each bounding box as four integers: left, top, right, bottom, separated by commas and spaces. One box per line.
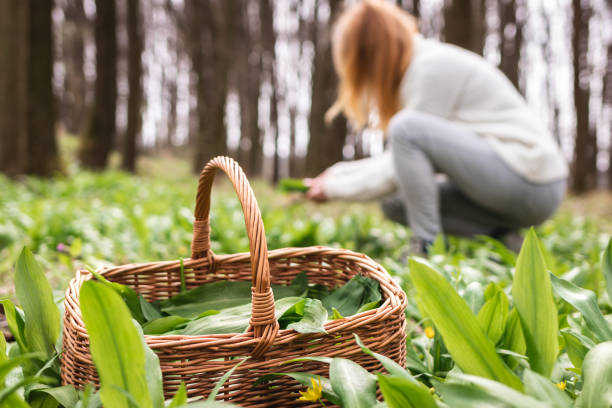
0, 165, 609, 297
1, 157, 612, 406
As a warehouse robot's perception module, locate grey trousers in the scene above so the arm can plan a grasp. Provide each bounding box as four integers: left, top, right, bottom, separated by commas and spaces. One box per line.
382, 110, 566, 241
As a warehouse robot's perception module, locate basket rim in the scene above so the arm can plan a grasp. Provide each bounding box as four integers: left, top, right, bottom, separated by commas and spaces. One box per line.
64, 245, 407, 348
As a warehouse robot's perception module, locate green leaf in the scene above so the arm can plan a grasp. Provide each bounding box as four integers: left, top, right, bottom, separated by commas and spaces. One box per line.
329, 358, 377, 408
550, 273, 612, 342
0, 352, 44, 383
29, 385, 79, 408
576, 341, 612, 408
255, 372, 340, 405
69, 238, 83, 258
142, 316, 192, 335
0, 392, 30, 408
434, 377, 548, 408
277, 178, 309, 193
168, 383, 187, 408
178, 297, 301, 335
331, 307, 344, 320
179, 258, 186, 293
322, 275, 381, 317
206, 359, 246, 402
463, 282, 485, 315
161, 276, 307, 319
477, 290, 509, 345
377, 374, 437, 408
80, 281, 152, 408
0, 299, 27, 352
160, 281, 253, 318
602, 239, 612, 304
511, 228, 559, 377
0, 334, 5, 363
354, 334, 421, 380
499, 308, 526, 370
409, 258, 522, 390
523, 369, 572, 408
356, 301, 380, 313
450, 374, 549, 407
89, 270, 146, 324
14, 248, 60, 359
0, 376, 55, 404
286, 299, 328, 334
560, 328, 594, 369
139, 329, 164, 408
139, 297, 162, 322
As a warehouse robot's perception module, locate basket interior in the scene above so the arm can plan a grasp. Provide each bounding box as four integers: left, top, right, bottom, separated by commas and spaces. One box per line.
101, 250, 385, 303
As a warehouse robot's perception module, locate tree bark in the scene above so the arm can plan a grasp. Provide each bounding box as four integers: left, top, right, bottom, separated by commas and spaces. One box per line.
442, 0, 486, 55
396, 0, 420, 18
122, 0, 144, 172
0, 0, 29, 176
230, 0, 262, 176
259, 0, 281, 182
26, 0, 60, 176
80, 0, 117, 169
498, 0, 523, 91
187, 0, 230, 173
605, 41, 612, 189
306, 0, 347, 177
570, 0, 597, 193
540, 8, 561, 144
60, 0, 88, 135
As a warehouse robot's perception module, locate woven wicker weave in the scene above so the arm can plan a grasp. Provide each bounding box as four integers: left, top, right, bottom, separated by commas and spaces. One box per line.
61, 156, 407, 407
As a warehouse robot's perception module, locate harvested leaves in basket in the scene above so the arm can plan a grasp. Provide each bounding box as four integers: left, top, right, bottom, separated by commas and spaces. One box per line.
91, 271, 381, 336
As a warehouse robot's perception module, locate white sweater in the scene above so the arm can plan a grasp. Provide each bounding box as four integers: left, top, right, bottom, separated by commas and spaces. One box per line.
323, 34, 568, 201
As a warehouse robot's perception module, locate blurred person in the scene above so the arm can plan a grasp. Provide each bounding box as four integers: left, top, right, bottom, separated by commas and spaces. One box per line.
304, 0, 567, 253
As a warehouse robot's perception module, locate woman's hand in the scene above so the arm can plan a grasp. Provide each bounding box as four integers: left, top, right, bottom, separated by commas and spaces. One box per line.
304, 174, 328, 202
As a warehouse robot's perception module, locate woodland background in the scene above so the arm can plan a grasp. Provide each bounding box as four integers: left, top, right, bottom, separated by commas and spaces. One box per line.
0, 0, 610, 193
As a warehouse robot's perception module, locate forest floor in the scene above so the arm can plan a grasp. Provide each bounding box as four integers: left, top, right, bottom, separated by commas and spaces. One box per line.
0, 134, 610, 296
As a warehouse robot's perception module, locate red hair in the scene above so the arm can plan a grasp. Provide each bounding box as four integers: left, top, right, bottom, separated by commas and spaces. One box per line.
326, 0, 417, 130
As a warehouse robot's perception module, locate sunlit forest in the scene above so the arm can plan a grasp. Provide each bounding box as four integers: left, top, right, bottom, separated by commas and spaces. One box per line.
1, 0, 612, 407
0, 0, 610, 191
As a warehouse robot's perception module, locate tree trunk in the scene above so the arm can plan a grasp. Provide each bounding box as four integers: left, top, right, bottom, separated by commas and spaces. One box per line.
231, 0, 262, 177
0, 0, 28, 176
26, 0, 60, 176
260, 0, 280, 182
396, 0, 420, 17
166, 50, 179, 147
305, 0, 347, 177
122, 0, 144, 172
187, 0, 230, 173
570, 0, 596, 193
498, 0, 523, 91
80, 0, 117, 169
442, 0, 486, 55
60, 0, 88, 135
540, 8, 561, 144
605, 42, 612, 189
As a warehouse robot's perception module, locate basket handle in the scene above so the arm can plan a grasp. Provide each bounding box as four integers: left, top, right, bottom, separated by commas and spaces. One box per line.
191, 156, 277, 358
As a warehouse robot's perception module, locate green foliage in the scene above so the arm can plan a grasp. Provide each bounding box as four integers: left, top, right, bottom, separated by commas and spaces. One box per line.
277, 178, 309, 193
576, 341, 612, 408
512, 228, 559, 377
14, 248, 60, 360
80, 281, 153, 408
0, 168, 611, 407
409, 258, 522, 390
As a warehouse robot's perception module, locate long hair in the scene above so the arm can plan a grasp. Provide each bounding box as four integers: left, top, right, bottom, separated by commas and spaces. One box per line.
326, 0, 417, 131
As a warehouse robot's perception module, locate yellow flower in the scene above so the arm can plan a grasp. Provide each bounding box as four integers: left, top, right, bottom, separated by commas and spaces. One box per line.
298, 376, 323, 402
425, 327, 435, 339
556, 381, 566, 391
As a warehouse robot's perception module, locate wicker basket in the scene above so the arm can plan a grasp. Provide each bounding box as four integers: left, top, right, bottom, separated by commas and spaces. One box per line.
61, 156, 407, 407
